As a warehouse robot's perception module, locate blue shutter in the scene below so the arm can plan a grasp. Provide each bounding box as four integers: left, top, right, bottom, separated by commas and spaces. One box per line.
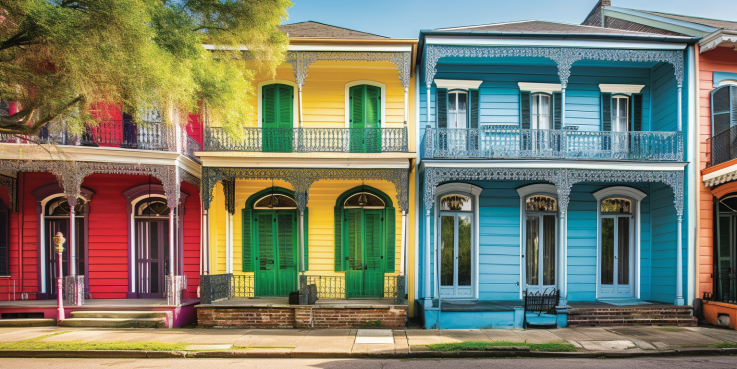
520, 91, 531, 129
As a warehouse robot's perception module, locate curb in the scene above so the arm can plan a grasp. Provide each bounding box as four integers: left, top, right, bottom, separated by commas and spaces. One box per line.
0, 347, 735, 359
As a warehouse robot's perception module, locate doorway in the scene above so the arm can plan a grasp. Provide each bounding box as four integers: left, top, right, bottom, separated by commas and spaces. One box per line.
598, 198, 635, 298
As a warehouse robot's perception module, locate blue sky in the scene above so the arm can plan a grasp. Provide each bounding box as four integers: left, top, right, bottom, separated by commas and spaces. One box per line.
285, 0, 737, 38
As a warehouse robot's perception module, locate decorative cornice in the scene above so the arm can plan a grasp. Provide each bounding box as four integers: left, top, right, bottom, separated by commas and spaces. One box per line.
700, 30, 737, 53
286, 51, 411, 88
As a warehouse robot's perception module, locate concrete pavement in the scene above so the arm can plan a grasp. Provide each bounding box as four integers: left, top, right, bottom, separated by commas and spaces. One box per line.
0, 325, 735, 358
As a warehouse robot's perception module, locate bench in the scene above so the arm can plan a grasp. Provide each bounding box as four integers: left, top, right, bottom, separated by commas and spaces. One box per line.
523, 288, 560, 329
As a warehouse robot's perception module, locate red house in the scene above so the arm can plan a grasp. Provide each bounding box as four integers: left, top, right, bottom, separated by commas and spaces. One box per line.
0, 104, 203, 328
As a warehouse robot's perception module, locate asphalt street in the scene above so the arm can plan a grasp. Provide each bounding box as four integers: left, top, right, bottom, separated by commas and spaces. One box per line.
1, 357, 736, 369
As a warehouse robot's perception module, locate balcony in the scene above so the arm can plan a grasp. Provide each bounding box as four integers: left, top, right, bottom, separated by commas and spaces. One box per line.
0, 119, 201, 162
205, 127, 409, 153
422, 126, 683, 162
707, 125, 737, 167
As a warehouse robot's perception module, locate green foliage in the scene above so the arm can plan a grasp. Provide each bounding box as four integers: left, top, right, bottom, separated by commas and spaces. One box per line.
0, 330, 188, 351
0, 0, 291, 135
427, 340, 578, 352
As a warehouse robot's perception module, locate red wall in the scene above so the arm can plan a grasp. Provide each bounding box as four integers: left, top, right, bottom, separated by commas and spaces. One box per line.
0, 172, 200, 299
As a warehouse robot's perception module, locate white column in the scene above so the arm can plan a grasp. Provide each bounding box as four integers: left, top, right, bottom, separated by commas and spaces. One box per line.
298, 86, 304, 128
561, 88, 566, 128
68, 197, 76, 276
424, 210, 431, 306
400, 211, 407, 276
404, 87, 409, 125
677, 85, 683, 133
426, 87, 431, 127
558, 213, 566, 305
675, 216, 684, 306
169, 211, 175, 276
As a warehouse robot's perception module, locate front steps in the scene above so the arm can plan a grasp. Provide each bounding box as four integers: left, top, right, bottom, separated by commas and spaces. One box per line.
58, 311, 169, 328
567, 306, 697, 327
0, 318, 56, 327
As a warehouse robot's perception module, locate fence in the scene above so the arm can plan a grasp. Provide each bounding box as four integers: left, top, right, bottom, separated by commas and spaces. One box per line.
708, 125, 737, 167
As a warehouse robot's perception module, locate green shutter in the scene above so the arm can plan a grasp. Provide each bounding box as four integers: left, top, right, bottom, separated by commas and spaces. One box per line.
277, 212, 295, 271
276, 84, 293, 129
365, 211, 382, 271
436, 88, 448, 128
365, 85, 381, 128
303, 208, 309, 271
257, 212, 275, 271
242, 208, 253, 272
520, 91, 531, 129
350, 85, 365, 128
262, 85, 276, 125
553, 92, 562, 130
469, 89, 480, 129
347, 209, 363, 271
385, 207, 396, 273
631, 93, 643, 131
334, 206, 344, 271
602, 93, 612, 131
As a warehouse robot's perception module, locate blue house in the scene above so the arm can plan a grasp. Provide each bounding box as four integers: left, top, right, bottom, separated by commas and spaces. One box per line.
414, 20, 699, 329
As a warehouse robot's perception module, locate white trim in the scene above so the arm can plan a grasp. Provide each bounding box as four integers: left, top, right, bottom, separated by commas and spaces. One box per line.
434, 183, 482, 300
199, 155, 412, 169
717, 79, 737, 87
344, 80, 386, 129
703, 163, 737, 183
435, 79, 483, 90
516, 184, 559, 298
258, 80, 299, 129
518, 83, 562, 95
129, 194, 168, 294
516, 184, 557, 198
420, 160, 687, 171
288, 44, 412, 52
699, 30, 737, 53
592, 186, 647, 201
39, 194, 87, 294
599, 84, 645, 94
424, 35, 688, 50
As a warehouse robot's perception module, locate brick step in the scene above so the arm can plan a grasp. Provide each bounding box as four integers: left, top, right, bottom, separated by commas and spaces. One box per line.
568, 314, 697, 327
58, 317, 166, 328
0, 318, 57, 327
569, 311, 693, 316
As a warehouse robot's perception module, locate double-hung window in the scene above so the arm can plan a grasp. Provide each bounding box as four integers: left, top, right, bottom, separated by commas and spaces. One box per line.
612, 96, 629, 132
447, 91, 468, 129
531, 93, 551, 130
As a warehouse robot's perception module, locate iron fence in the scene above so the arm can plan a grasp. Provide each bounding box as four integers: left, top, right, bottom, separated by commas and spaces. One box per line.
706, 271, 737, 305
707, 125, 737, 167
205, 127, 408, 153
185, 135, 202, 163
200, 273, 233, 304
423, 127, 683, 162
233, 274, 255, 298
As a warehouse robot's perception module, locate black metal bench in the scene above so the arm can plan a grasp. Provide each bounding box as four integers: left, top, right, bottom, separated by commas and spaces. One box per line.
523, 288, 560, 328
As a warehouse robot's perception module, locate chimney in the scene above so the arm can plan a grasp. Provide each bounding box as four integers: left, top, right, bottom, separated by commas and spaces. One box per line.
582, 0, 612, 27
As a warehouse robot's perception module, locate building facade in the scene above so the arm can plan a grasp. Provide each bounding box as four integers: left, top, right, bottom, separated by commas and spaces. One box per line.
196, 22, 418, 328
415, 20, 697, 328
582, 0, 737, 330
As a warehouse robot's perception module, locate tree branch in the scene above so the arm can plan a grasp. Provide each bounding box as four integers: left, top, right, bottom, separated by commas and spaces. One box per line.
0, 96, 83, 135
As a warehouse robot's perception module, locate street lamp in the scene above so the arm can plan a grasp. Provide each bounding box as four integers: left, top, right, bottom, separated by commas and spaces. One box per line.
52, 231, 65, 321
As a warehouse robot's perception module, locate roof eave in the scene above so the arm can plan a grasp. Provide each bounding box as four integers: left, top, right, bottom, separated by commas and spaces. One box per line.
603, 6, 718, 36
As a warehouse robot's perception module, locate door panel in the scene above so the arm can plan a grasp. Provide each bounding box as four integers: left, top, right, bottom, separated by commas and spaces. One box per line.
346, 209, 364, 298
345, 208, 385, 298
46, 218, 86, 297
525, 214, 556, 294
256, 212, 277, 296
135, 220, 167, 298
439, 215, 455, 297
440, 212, 474, 298
599, 215, 634, 298
363, 210, 384, 297
525, 216, 540, 292
276, 212, 297, 296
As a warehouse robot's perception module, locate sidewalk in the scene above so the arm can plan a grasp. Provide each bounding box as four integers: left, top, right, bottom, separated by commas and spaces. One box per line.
0, 325, 735, 358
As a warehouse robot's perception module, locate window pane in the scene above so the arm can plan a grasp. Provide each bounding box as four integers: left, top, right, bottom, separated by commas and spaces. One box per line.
457, 93, 467, 112
525, 196, 557, 212
448, 92, 457, 112
440, 216, 455, 287
618, 217, 630, 285
713, 87, 730, 114
601, 218, 614, 285
440, 194, 472, 211
601, 198, 632, 213
458, 216, 471, 286
526, 217, 539, 286
543, 215, 556, 286
344, 192, 384, 208
255, 194, 298, 209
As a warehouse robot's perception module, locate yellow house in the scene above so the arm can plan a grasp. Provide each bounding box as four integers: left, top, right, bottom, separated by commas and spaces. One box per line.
196, 22, 417, 328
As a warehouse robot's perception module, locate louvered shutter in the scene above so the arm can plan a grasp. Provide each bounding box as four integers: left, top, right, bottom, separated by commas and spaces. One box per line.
601, 93, 612, 131
277, 212, 295, 271
257, 212, 274, 271
242, 208, 253, 272
732, 86, 737, 128
553, 92, 562, 130
520, 91, 531, 129
469, 89, 480, 129
385, 207, 396, 273
276, 84, 293, 129
262, 85, 276, 126
436, 88, 448, 128
631, 94, 643, 131
0, 209, 8, 276
713, 86, 731, 135
347, 209, 363, 271
365, 85, 382, 152
303, 208, 309, 271
334, 206, 344, 271
350, 85, 365, 128
365, 211, 382, 271
717, 216, 732, 281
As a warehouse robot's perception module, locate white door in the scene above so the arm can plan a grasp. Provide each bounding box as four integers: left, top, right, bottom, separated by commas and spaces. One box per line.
439, 212, 473, 298
611, 96, 629, 156
524, 213, 557, 294
599, 215, 634, 298
448, 91, 468, 153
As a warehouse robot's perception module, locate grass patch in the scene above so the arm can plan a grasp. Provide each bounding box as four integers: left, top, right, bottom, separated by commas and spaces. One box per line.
654, 327, 684, 332
711, 343, 737, 349
427, 341, 577, 353
0, 333, 188, 352
232, 346, 296, 350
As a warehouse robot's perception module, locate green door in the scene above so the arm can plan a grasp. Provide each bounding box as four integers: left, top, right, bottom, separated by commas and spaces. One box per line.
255, 210, 298, 296
262, 84, 293, 152
349, 84, 381, 153
345, 209, 384, 298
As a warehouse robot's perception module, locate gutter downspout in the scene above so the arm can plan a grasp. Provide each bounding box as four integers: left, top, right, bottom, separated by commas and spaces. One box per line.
688, 44, 699, 305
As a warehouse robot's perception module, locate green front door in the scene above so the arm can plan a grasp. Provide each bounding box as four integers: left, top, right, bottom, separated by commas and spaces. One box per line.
345, 209, 384, 298
349, 84, 381, 153
255, 210, 298, 296
262, 84, 293, 152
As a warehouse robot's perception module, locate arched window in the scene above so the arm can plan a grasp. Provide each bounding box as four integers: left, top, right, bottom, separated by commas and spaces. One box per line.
45, 197, 86, 216
134, 199, 170, 217
344, 192, 385, 209
253, 194, 298, 209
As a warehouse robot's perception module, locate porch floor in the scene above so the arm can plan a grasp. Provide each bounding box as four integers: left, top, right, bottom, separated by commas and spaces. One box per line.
439, 300, 677, 312
202, 297, 401, 308
0, 298, 199, 308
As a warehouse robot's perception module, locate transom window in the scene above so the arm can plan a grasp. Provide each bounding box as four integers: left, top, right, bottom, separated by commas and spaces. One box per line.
531, 93, 551, 130
601, 198, 632, 214
525, 195, 557, 212
45, 197, 86, 216
718, 195, 737, 213
440, 194, 472, 211
612, 96, 629, 132
344, 192, 385, 209
135, 199, 170, 217
254, 194, 297, 209
447, 91, 467, 129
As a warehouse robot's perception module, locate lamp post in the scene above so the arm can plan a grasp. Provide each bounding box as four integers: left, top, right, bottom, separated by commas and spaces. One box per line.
52, 231, 65, 321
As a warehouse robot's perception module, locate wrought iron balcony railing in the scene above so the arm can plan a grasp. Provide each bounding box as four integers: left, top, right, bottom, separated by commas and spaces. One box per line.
704, 270, 737, 305
0, 119, 200, 160
422, 126, 683, 162
707, 125, 737, 167
205, 127, 409, 153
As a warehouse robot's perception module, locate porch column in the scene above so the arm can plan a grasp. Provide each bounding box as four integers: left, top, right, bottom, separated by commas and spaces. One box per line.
400, 211, 407, 276
675, 215, 684, 305
299, 210, 305, 273
677, 85, 683, 133
424, 210, 432, 306
298, 86, 304, 128
404, 87, 409, 125
169, 211, 175, 276
559, 214, 567, 305
426, 86, 431, 128
561, 88, 566, 128
203, 210, 209, 275
67, 196, 77, 276
226, 212, 233, 274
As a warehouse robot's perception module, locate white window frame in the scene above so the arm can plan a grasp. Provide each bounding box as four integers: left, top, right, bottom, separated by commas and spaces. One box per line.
593, 186, 647, 300
447, 90, 469, 129
257, 79, 299, 128
344, 80, 386, 129
516, 184, 559, 298
531, 93, 552, 130
612, 95, 630, 132
434, 182, 482, 300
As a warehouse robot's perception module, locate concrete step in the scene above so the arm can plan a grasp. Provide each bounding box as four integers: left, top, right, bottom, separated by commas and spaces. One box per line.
568, 315, 697, 327
70, 310, 168, 319
0, 318, 57, 327
58, 317, 166, 328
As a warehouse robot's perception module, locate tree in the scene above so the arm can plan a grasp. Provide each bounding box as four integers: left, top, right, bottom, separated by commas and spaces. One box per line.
0, 0, 291, 137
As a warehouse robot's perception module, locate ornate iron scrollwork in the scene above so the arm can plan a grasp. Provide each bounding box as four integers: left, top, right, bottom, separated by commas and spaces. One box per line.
287, 51, 412, 88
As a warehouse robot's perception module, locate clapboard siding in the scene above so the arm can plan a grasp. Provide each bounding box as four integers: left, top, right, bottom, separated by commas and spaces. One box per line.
650, 182, 679, 303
